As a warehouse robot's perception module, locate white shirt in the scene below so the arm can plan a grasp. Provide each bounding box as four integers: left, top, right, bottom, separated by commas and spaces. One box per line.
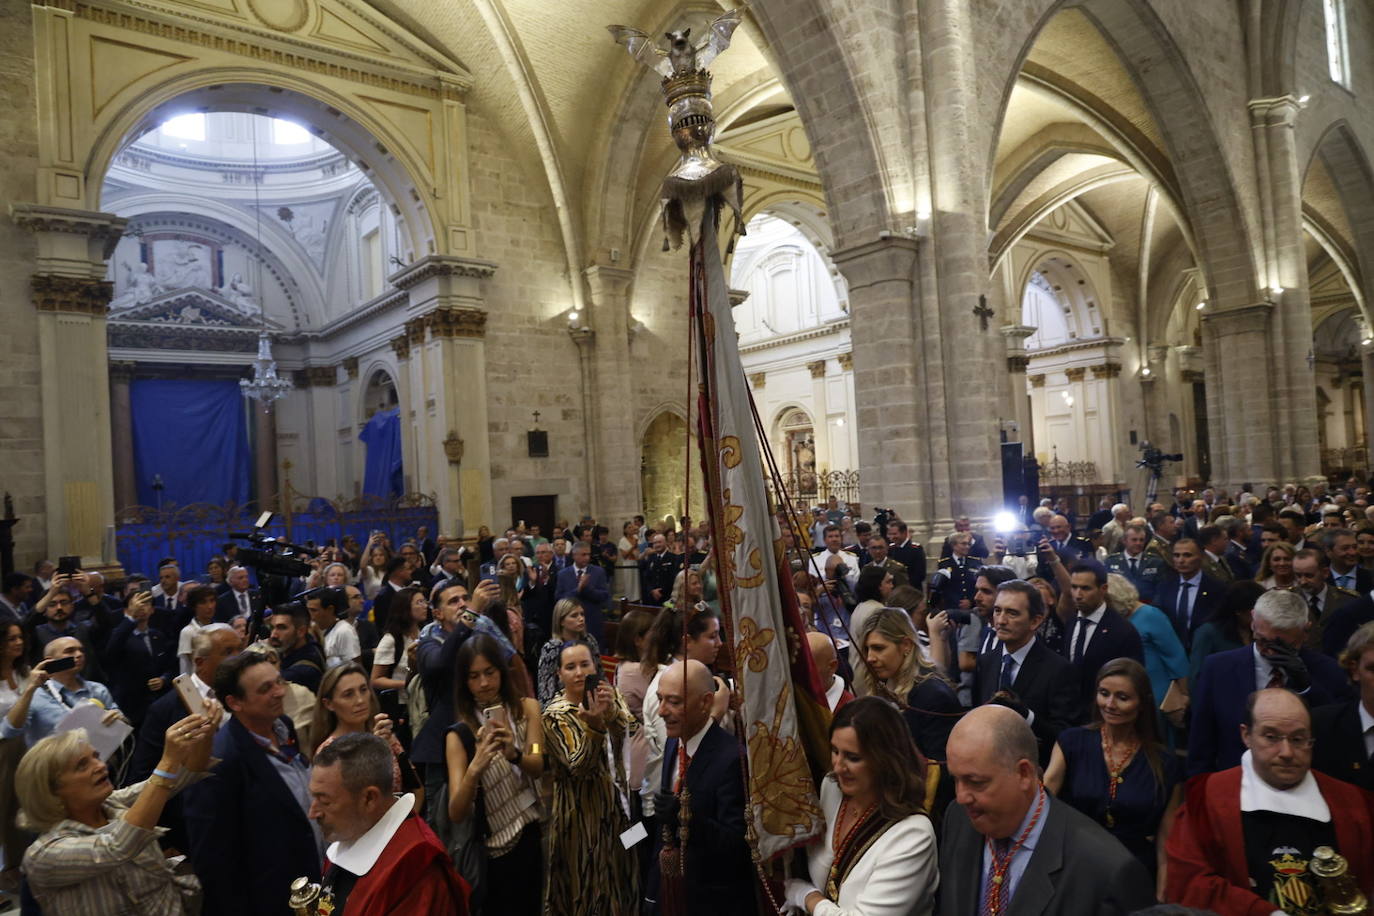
327, 793, 416, 876
177, 619, 214, 677
228, 588, 252, 617
190, 672, 213, 700
824, 676, 846, 713
323, 620, 362, 669
999, 640, 1038, 725
1070, 603, 1107, 661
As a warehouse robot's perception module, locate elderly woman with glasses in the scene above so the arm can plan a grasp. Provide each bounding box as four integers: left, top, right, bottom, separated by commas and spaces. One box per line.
16, 703, 221, 915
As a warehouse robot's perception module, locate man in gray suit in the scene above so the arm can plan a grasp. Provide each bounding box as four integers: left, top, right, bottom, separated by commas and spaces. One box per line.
940, 705, 1155, 915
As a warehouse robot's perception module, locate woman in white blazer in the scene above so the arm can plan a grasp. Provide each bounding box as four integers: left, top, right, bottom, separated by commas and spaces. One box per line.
784, 696, 939, 916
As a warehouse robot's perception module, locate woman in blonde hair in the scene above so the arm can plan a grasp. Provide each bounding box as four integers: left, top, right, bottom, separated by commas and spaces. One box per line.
17, 706, 220, 914
536, 599, 600, 705
855, 607, 961, 762
1255, 541, 1297, 590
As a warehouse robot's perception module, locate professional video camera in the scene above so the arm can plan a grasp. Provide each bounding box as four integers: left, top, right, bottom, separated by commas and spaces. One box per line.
873, 507, 898, 531
228, 511, 322, 638
1135, 442, 1183, 502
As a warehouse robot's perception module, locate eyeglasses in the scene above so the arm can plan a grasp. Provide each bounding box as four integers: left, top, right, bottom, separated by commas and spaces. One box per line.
1252, 731, 1315, 749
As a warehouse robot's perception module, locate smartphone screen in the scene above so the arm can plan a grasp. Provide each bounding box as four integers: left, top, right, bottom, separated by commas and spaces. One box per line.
581, 673, 601, 709
57, 556, 80, 576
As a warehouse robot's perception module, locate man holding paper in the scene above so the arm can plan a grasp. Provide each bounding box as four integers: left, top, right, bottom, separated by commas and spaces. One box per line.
1, 636, 126, 747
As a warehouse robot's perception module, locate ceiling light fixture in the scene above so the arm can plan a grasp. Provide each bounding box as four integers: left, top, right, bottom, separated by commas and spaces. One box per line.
240, 116, 292, 411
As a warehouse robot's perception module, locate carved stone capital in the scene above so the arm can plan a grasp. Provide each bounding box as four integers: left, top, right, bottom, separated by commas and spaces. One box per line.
1200, 303, 1273, 338
390, 334, 411, 360
569, 327, 596, 350
750, 372, 766, 389
303, 366, 337, 388
1007, 355, 1030, 373
109, 361, 137, 383
1064, 366, 1087, 382
808, 359, 827, 378
342, 356, 360, 380
1028, 373, 1046, 388
406, 316, 426, 344
729, 288, 751, 308
1091, 362, 1122, 379
837, 352, 853, 371
32, 274, 113, 315
11, 204, 127, 260
425, 307, 487, 339
830, 236, 920, 291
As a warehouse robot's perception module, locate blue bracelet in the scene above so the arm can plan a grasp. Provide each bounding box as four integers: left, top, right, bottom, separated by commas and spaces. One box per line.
153, 768, 180, 781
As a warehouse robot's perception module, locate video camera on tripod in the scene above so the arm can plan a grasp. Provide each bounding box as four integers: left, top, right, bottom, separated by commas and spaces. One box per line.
1135, 442, 1184, 502
228, 511, 322, 639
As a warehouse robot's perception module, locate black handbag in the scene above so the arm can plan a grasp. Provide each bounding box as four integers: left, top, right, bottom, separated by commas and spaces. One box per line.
447, 722, 489, 912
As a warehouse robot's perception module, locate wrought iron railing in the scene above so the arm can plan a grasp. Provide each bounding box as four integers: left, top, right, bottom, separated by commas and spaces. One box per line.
114, 493, 439, 578
765, 469, 860, 507
1039, 457, 1099, 488
1321, 444, 1369, 478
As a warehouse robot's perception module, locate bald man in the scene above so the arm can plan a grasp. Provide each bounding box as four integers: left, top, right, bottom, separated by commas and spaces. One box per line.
646, 660, 753, 916
940, 706, 1154, 915
806, 631, 852, 713
1166, 688, 1374, 913
1, 635, 125, 745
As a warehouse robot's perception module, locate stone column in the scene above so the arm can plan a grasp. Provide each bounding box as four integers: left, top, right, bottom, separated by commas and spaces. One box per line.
1001, 325, 1036, 450
390, 255, 498, 536
1201, 303, 1279, 492
12, 205, 125, 564
253, 405, 278, 511
807, 359, 832, 473
1142, 345, 1172, 452
388, 332, 414, 494
303, 366, 338, 498
570, 328, 599, 515
1362, 348, 1374, 473
1250, 96, 1322, 484
109, 361, 137, 513
583, 264, 638, 523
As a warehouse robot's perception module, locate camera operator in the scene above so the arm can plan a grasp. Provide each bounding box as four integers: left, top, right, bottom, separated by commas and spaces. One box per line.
813, 525, 857, 590
266, 603, 326, 693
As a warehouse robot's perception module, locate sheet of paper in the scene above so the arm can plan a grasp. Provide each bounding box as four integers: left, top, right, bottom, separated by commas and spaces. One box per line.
54, 701, 132, 762
619, 821, 648, 850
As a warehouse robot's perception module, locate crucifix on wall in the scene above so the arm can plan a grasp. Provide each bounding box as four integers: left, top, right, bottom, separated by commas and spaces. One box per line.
973, 294, 995, 331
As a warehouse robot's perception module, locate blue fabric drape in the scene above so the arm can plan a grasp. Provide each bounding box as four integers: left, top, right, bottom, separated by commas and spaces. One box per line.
359, 407, 404, 498
131, 379, 251, 507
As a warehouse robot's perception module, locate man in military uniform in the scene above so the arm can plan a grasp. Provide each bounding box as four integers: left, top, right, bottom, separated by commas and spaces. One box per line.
930, 532, 981, 611
861, 535, 909, 588
1146, 510, 1179, 570
1104, 523, 1166, 603
1198, 525, 1236, 585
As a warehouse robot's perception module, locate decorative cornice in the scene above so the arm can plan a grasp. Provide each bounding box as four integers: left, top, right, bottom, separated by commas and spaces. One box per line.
72, 0, 473, 100
750, 372, 766, 389
405, 316, 426, 344
738, 319, 850, 355
303, 365, 337, 387
807, 359, 827, 378
1024, 336, 1126, 361
33, 275, 114, 315
425, 307, 486, 339
1028, 373, 1046, 388
1090, 362, 1122, 379
837, 352, 853, 371
1007, 355, 1030, 373
728, 288, 750, 307
108, 323, 256, 352
1064, 367, 1087, 382
390, 334, 411, 360
1182, 369, 1206, 384
389, 254, 497, 290
12, 204, 127, 259
319, 288, 407, 338
343, 356, 360, 379
734, 162, 824, 192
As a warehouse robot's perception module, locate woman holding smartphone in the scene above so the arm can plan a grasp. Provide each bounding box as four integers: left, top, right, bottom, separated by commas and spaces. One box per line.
445, 635, 545, 914
542, 640, 637, 916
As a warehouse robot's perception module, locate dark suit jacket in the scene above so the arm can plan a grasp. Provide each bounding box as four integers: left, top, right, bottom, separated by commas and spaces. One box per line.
938, 793, 1155, 915
1312, 699, 1374, 792
650, 723, 754, 915
555, 564, 610, 645
215, 587, 258, 622
975, 640, 1079, 765
1322, 595, 1374, 657
104, 618, 177, 724
1187, 644, 1354, 776
184, 716, 321, 916
1154, 572, 1226, 651
1223, 542, 1253, 580
523, 563, 559, 643
888, 540, 928, 588
411, 622, 474, 766
151, 595, 187, 642
1064, 608, 1145, 723
639, 550, 683, 605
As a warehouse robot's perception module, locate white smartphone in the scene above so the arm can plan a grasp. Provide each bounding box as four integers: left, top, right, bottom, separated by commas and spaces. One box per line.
481, 705, 508, 729
172, 674, 206, 717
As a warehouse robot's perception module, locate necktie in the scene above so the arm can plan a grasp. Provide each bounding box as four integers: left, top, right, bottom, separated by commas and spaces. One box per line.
983, 837, 1014, 915
238, 591, 248, 614
1128, 557, 1138, 575
1309, 592, 1322, 622
999, 653, 1015, 690
1338, 574, 1352, 590
1073, 617, 1091, 663
981, 625, 997, 655
1267, 665, 1285, 689
1177, 582, 1193, 629
674, 743, 689, 793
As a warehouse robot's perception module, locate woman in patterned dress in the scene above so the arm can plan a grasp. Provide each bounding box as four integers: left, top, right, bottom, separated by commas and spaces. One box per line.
542, 640, 638, 915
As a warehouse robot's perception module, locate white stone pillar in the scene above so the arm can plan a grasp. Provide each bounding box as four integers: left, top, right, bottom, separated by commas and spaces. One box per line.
583, 265, 639, 524
1202, 303, 1279, 492
807, 359, 832, 474
1001, 325, 1036, 450
13, 205, 125, 564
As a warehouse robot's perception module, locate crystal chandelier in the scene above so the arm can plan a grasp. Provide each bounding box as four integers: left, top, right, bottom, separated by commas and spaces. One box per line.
239, 116, 292, 411
241, 331, 292, 408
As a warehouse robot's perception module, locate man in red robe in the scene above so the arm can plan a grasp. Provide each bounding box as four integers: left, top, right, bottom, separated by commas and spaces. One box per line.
304, 733, 467, 915
1166, 688, 1374, 915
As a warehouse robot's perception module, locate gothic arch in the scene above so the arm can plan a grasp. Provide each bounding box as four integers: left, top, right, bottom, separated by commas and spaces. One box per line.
991, 0, 1260, 309
1304, 122, 1374, 303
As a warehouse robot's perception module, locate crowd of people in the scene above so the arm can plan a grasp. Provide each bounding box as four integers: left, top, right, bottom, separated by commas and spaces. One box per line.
0, 484, 1369, 915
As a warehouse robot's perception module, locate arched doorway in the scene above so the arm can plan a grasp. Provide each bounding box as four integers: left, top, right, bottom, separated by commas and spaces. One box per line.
639, 411, 705, 531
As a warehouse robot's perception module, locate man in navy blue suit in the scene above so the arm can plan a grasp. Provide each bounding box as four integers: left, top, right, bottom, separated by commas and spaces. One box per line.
555, 541, 610, 645
646, 659, 753, 916
1064, 560, 1145, 723
104, 590, 178, 727
1187, 589, 1353, 776
1154, 539, 1225, 652
185, 650, 323, 916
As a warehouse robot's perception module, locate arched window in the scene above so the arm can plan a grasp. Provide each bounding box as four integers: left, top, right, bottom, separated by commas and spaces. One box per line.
1325, 0, 1352, 88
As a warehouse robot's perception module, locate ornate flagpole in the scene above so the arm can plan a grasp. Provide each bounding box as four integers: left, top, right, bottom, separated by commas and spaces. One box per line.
608, 13, 830, 902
